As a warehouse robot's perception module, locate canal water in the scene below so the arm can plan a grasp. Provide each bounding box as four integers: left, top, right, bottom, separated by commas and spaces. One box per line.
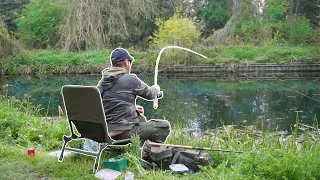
0, 73, 319, 132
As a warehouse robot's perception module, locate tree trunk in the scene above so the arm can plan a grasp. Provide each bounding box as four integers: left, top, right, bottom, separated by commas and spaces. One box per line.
288, 0, 294, 44
213, 0, 242, 46
295, 0, 300, 14
0, 17, 15, 60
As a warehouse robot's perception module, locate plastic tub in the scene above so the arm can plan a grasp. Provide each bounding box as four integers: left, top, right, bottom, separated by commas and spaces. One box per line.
103, 157, 128, 171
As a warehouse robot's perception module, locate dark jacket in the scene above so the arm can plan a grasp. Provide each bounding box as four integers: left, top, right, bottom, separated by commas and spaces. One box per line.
97, 67, 159, 131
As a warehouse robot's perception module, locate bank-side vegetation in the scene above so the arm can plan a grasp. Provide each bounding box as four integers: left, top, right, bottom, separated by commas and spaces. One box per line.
0, 0, 319, 75
0, 95, 320, 179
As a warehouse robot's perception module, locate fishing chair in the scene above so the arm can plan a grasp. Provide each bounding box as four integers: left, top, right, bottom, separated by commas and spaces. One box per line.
58, 85, 131, 173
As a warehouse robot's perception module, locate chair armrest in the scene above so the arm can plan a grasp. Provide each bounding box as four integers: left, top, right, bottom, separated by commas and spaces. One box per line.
109, 131, 123, 137
112, 138, 131, 145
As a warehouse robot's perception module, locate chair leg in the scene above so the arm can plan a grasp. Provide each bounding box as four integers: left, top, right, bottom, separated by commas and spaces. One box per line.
59, 135, 71, 162
93, 143, 108, 173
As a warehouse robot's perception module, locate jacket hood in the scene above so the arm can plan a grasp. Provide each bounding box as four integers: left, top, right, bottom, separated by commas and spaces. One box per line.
102, 67, 128, 77
99, 67, 128, 91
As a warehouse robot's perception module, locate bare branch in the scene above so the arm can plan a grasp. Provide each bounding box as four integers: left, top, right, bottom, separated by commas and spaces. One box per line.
213, 0, 242, 46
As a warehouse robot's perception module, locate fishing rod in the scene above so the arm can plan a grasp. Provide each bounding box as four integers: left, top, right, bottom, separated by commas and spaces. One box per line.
153, 46, 207, 109
149, 142, 244, 154
237, 72, 320, 104
149, 142, 285, 159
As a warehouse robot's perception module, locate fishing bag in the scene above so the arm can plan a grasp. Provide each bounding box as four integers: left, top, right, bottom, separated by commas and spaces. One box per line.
141, 140, 212, 172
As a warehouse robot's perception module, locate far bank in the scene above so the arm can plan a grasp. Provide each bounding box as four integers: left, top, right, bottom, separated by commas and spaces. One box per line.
1, 45, 320, 75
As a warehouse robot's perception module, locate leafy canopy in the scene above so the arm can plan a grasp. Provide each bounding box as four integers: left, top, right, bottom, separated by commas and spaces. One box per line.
198, 0, 232, 36
262, 0, 288, 24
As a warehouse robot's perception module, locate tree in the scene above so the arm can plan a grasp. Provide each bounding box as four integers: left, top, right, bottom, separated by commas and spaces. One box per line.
154, 0, 202, 19
226, 0, 287, 45
0, 16, 21, 60
283, 0, 314, 45
0, 16, 12, 59
197, 0, 232, 37
262, 0, 288, 43
212, 0, 242, 45
296, 0, 320, 27
282, 15, 313, 44
155, 0, 184, 19
263, 0, 288, 24
59, 0, 106, 51
0, 0, 30, 31
15, 0, 67, 48
59, 0, 159, 51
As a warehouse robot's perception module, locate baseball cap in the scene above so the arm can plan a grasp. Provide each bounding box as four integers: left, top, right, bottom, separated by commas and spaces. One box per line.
110, 48, 134, 61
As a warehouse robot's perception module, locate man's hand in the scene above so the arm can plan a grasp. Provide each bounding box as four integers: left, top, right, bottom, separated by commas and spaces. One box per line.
157, 91, 163, 99
151, 84, 160, 91
136, 104, 144, 114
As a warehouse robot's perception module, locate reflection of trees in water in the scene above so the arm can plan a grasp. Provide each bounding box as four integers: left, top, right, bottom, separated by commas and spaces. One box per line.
1, 75, 319, 132
2, 75, 99, 115
295, 89, 320, 125
266, 83, 320, 130
138, 79, 206, 130
162, 80, 320, 132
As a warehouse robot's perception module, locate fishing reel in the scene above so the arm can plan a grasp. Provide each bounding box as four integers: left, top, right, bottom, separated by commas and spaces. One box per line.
157, 91, 163, 99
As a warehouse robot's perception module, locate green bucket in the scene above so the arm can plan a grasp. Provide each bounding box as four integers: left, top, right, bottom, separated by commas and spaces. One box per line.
103, 157, 128, 171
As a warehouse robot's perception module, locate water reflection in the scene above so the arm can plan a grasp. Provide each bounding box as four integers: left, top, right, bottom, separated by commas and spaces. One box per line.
0, 74, 319, 132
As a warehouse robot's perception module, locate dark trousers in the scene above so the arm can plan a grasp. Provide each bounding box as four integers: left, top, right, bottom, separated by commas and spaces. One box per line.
112, 116, 171, 143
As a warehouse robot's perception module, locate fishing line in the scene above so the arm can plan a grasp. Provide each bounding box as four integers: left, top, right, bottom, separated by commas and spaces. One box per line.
238, 72, 320, 104
153, 46, 207, 109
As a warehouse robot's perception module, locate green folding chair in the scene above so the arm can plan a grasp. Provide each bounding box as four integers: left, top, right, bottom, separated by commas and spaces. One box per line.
58, 85, 131, 173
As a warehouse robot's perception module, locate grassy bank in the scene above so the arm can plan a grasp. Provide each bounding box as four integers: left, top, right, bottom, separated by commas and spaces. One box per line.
1, 95, 320, 179
1, 45, 320, 75
0, 95, 68, 150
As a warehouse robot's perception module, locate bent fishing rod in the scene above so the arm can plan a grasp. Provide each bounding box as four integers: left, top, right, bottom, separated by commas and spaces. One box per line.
149, 142, 244, 154
153, 46, 207, 109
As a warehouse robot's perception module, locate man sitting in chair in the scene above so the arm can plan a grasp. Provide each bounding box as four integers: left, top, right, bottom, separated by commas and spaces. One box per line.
97, 48, 171, 143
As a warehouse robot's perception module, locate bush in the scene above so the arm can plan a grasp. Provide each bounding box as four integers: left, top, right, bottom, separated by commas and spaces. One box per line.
281, 15, 313, 45
151, 12, 200, 49
150, 12, 201, 67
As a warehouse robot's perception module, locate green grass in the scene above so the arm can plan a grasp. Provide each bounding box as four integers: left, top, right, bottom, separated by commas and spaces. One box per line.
0, 95, 68, 150
0, 142, 98, 179
1, 45, 319, 75
0, 95, 320, 179
200, 45, 320, 64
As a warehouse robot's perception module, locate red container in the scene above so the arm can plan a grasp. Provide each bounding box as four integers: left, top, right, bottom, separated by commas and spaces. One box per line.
28, 148, 35, 156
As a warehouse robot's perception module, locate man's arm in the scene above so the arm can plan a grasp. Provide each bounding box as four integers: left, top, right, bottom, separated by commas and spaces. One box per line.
132, 76, 160, 100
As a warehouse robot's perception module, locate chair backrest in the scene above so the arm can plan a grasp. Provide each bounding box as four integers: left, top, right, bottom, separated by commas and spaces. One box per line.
61, 85, 113, 144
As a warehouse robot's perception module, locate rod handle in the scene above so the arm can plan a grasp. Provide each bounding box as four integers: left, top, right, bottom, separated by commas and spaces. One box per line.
153, 98, 158, 109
